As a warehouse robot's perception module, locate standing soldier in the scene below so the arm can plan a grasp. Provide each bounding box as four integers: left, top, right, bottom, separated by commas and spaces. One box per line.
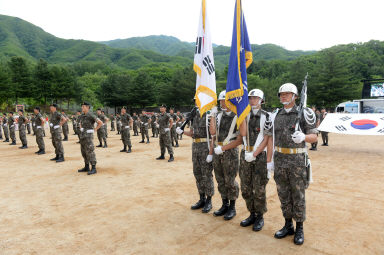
71, 115, 76, 135
116, 113, 122, 135
320, 107, 328, 146
169, 108, 179, 147
102, 110, 108, 138
177, 106, 214, 213
2, 113, 9, 142
49, 104, 67, 163
271, 83, 317, 245
31, 114, 37, 136
236, 89, 273, 231
96, 109, 107, 148
17, 110, 28, 149
132, 112, 139, 136
33, 107, 45, 155
75, 111, 82, 143
8, 112, 17, 145
156, 104, 174, 162
26, 114, 32, 135
110, 114, 116, 131
210, 91, 240, 221
139, 109, 151, 144
151, 113, 158, 138
310, 106, 320, 151
77, 102, 103, 175
0, 115, 2, 140
119, 107, 133, 153
61, 111, 69, 141
176, 110, 184, 140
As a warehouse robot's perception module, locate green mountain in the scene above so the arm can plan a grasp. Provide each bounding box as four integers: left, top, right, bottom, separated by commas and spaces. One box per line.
0, 15, 191, 69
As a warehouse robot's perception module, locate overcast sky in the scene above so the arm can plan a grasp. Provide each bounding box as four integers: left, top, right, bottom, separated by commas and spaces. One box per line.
1, 0, 383, 51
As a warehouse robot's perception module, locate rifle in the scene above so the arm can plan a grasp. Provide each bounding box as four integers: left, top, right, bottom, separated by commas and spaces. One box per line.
295, 73, 308, 131
179, 107, 198, 131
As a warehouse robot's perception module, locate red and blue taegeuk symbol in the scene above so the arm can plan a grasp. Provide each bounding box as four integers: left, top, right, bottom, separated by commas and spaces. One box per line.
350, 119, 378, 130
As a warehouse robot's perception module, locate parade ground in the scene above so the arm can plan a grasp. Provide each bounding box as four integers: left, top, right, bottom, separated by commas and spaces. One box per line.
0, 131, 383, 255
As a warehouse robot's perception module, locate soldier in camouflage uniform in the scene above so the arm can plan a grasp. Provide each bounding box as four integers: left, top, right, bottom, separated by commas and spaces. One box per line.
60, 111, 69, 141
49, 104, 67, 163
26, 114, 31, 135
17, 110, 28, 149
77, 102, 103, 175
8, 112, 17, 145
0, 116, 2, 140
96, 109, 108, 148
120, 107, 133, 153
151, 113, 158, 138
271, 83, 318, 245
31, 114, 37, 136
116, 113, 121, 135
169, 108, 179, 147
101, 110, 108, 138
71, 115, 76, 135
210, 91, 241, 221
110, 114, 115, 131
156, 104, 174, 162
33, 107, 45, 155
310, 106, 320, 151
236, 89, 273, 231
177, 107, 214, 213
139, 109, 151, 144
176, 110, 184, 140
74, 111, 82, 143
132, 112, 139, 136
2, 113, 9, 142
320, 107, 328, 146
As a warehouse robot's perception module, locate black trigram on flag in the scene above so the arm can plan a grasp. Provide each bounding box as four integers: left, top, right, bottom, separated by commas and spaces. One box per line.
380, 117, 384, 121
335, 125, 347, 131
339, 116, 352, 121
203, 56, 215, 75
195, 37, 202, 54
377, 128, 384, 134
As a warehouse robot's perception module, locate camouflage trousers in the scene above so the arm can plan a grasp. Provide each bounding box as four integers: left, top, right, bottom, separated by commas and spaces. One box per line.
97, 126, 107, 145
3, 124, 9, 140
35, 127, 45, 150
111, 121, 115, 131
19, 126, 28, 145
62, 123, 69, 137
141, 125, 149, 141
274, 152, 308, 222
133, 122, 138, 135
170, 125, 178, 145
80, 132, 96, 165
239, 150, 269, 215
0, 124, 2, 138
72, 123, 76, 134
159, 131, 173, 155
213, 148, 239, 200
104, 124, 108, 137
26, 123, 31, 134
151, 124, 158, 137
192, 142, 214, 197
9, 126, 16, 142
177, 123, 183, 140
121, 127, 132, 147
51, 129, 64, 155
33, 125, 37, 135
117, 123, 121, 133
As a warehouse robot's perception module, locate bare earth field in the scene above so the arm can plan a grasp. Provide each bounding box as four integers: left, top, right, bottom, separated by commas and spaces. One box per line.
0, 129, 383, 255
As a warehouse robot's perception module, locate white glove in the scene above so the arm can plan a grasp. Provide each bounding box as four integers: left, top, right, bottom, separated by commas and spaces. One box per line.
210, 106, 218, 115
206, 154, 213, 163
156, 124, 159, 128
49, 123, 53, 127
176, 127, 183, 135
244, 152, 256, 162
80, 128, 84, 132
214, 146, 223, 155
164, 128, 170, 132
267, 162, 274, 179
291, 131, 306, 144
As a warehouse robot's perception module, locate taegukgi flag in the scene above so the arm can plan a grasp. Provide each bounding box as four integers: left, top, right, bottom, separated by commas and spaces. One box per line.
225, 0, 253, 127
194, 0, 217, 116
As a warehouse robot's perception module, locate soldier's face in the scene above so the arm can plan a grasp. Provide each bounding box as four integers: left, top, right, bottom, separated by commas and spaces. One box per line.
280, 92, 295, 104
34, 109, 38, 114
160, 107, 166, 113
249, 96, 262, 107
219, 100, 228, 110
50, 106, 56, 112
18, 111, 23, 116
170, 110, 174, 114
97, 110, 101, 114
82, 105, 89, 113
121, 109, 126, 114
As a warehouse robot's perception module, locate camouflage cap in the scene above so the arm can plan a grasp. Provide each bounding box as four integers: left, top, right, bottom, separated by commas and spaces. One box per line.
50, 103, 58, 108
81, 102, 91, 106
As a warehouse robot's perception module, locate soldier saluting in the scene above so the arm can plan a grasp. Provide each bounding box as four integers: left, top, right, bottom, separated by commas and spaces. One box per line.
270, 83, 317, 245
77, 102, 103, 175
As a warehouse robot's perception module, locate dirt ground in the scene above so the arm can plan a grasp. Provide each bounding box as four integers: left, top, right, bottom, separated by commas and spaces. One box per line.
0, 128, 383, 255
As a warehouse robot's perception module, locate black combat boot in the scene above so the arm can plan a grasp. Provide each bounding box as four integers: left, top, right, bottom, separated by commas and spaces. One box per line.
96, 143, 102, 147
146, 138, 150, 144
37, 149, 45, 155
274, 218, 295, 239
202, 196, 212, 213
139, 140, 145, 143
21, 144, 28, 149
156, 154, 165, 160
213, 199, 229, 216
175, 142, 179, 148
0, 136, 2, 140
103, 142, 108, 148
168, 154, 174, 162
294, 222, 304, 245
224, 200, 236, 220
191, 194, 206, 210
240, 212, 256, 227
56, 154, 65, 163
120, 145, 127, 152
10, 141, 16, 145
253, 214, 264, 232
127, 146, 132, 153
88, 165, 97, 175
50, 154, 59, 161
3, 139, 9, 142
63, 136, 68, 141
35, 149, 41, 154
78, 163, 90, 172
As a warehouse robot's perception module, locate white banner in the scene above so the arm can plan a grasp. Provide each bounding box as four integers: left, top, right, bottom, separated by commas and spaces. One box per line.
318, 113, 384, 135
193, 0, 217, 116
